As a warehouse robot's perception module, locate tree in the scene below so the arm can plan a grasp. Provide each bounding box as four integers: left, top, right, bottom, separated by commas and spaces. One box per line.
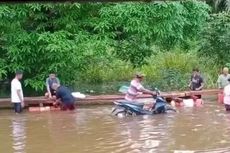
0, 3, 109, 90
206, 0, 230, 12
199, 12, 230, 65
98, 1, 210, 66
0, 2, 211, 91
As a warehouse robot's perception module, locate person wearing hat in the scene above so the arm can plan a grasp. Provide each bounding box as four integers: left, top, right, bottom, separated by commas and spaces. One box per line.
11, 70, 24, 113
45, 72, 60, 99
223, 78, 230, 111
125, 72, 156, 102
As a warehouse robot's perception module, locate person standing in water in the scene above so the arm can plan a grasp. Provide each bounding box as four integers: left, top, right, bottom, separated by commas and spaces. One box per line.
217, 67, 230, 104
223, 78, 230, 111
217, 67, 230, 90
188, 68, 204, 99
11, 70, 24, 113
125, 72, 156, 102
45, 72, 60, 99
51, 83, 75, 111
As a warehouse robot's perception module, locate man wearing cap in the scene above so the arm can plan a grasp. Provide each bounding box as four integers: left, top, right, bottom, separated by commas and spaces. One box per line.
125, 73, 156, 102
11, 70, 24, 113
45, 72, 60, 99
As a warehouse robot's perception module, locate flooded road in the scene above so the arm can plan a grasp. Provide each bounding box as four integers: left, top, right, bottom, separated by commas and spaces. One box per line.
0, 100, 230, 153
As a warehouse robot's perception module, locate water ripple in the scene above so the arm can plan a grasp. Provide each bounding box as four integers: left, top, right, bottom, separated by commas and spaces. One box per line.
1, 102, 230, 153
10, 116, 27, 153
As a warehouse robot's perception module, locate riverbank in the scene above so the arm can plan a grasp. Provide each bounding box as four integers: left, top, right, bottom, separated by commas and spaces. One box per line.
0, 89, 219, 109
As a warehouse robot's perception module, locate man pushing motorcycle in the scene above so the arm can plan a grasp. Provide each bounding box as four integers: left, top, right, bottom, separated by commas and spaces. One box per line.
112, 72, 176, 116
125, 72, 156, 102
125, 72, 176, 111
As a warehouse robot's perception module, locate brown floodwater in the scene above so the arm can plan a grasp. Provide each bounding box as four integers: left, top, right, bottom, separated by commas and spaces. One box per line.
1, 99, 230, 153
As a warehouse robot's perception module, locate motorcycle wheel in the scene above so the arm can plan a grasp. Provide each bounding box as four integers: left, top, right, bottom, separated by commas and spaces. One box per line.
165, 105, 177, 112
112, 107, 127, 116
116, 111, 127, 117
131, 112, 137, 116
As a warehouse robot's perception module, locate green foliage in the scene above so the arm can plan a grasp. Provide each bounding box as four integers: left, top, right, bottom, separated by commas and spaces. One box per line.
78, 57, 134, 84
214, 0, 230, 12
141, 51, 217, 91
99, 1, 210, 66
141, 52, 199, 91
199, 12, 230, 65
0, 59, 7, 80
76, 48, 218, 92
0, 3, 108, 90
0, 2, 221, 93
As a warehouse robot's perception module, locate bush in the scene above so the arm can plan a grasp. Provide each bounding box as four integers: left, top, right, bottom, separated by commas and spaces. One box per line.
74, 58, 135, 94
141, 51, 217, 91
78, 57, 135, 84
74, 50, 219, 93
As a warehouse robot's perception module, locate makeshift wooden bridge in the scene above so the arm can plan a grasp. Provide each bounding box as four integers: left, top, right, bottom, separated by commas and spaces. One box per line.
0, 89, 219, 108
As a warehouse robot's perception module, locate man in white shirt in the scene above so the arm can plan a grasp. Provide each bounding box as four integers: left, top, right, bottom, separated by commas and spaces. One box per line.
11, 70, 24, 113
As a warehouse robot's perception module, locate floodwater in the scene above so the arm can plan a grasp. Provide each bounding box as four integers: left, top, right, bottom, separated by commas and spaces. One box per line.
1, 100, 230, 153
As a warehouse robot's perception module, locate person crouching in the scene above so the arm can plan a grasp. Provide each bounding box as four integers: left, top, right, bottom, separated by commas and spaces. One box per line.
51, 83, 75, 111
45, 72, 60, 99
223, 78, 230, 111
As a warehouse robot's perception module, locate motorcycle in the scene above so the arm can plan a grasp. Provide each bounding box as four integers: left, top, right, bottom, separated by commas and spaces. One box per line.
111, 88, 177, 116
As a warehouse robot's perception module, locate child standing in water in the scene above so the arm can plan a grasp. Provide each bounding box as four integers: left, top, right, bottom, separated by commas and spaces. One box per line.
223, 78, 230, 111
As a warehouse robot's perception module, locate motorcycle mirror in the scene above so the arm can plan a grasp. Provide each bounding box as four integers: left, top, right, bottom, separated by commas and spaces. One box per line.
154, 88, 161, 95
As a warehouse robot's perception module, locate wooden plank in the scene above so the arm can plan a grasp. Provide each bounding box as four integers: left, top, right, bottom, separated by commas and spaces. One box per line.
0, 89, 219, 108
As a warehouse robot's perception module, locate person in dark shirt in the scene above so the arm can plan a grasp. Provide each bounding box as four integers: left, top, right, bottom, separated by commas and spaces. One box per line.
188, 68, 204, 99
52, 83, 75, 111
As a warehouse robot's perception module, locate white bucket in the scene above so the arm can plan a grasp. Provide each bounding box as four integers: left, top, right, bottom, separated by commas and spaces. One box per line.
72, 92, 86, 99
183, 99, 194, 107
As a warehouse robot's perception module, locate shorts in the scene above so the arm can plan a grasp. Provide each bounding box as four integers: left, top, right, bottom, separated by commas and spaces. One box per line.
225, 104, 230, 111
61, 103, 75, 111
13, 103, 22, 113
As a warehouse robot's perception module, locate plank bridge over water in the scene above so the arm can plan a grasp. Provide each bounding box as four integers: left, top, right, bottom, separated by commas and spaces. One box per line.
0, 89, 219, 108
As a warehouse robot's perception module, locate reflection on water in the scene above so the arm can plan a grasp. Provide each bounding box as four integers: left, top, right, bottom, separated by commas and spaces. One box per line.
11, 116, 26, 153
1, 100, 230, 153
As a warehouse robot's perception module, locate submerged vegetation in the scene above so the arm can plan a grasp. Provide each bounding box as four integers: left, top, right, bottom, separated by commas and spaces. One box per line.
0, 1, 229, 93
